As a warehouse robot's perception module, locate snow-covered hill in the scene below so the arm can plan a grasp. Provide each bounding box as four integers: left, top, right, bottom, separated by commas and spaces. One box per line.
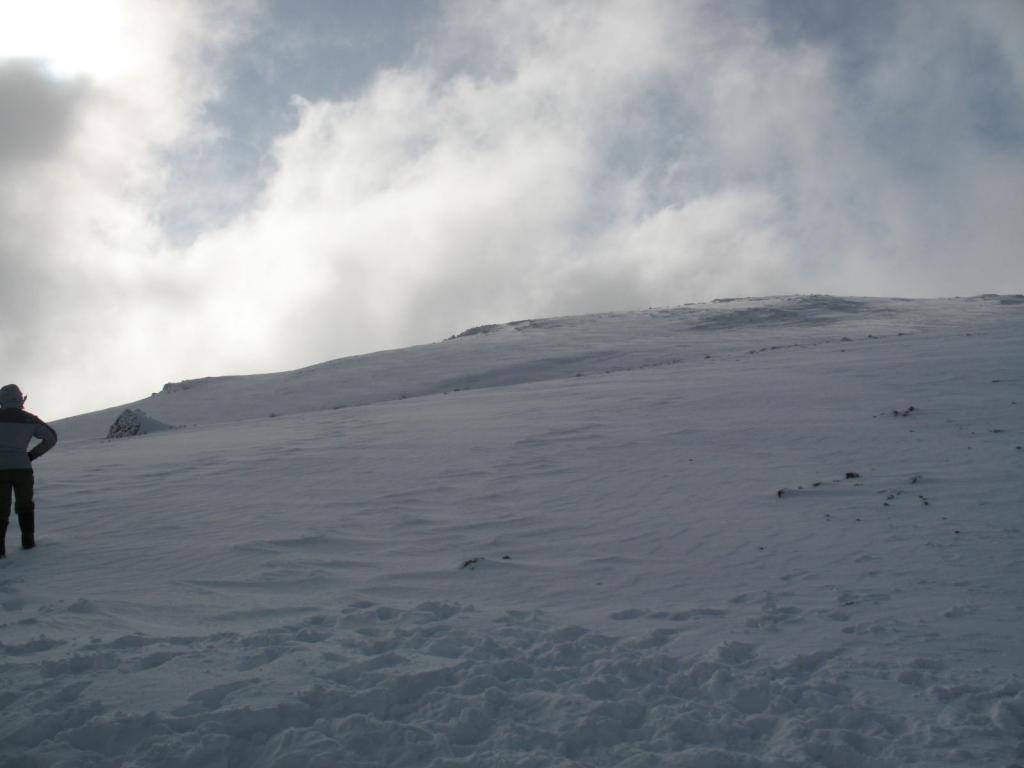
3, 294, 1023, 767
53, 294, 1019, 442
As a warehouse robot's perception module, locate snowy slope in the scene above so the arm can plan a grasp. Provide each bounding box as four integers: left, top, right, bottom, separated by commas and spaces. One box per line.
53, 294, 1013, 441
2, 294, 1023, 767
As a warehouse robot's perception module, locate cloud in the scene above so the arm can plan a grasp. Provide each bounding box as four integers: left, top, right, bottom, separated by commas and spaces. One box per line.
1, 0, 259, 417
0, 62, 89, 168
177, 2, 691, 365
2, 0, 1023, 419
185, 0, 1023, 375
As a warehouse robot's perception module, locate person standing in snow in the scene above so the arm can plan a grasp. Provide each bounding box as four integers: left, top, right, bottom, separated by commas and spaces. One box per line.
0, 384, 58, 557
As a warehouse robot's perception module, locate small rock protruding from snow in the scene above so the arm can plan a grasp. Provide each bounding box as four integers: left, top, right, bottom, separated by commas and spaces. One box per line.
106, 409, 171, 439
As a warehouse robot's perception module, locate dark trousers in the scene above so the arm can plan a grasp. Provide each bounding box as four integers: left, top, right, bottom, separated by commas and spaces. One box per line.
0, 468, 35, 552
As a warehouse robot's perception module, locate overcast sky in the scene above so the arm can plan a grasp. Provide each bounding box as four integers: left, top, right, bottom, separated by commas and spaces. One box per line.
2, 0, 1023, 420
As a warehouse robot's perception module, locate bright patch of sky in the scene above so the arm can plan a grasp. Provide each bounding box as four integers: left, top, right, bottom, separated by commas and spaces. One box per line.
0, 0, 129, 80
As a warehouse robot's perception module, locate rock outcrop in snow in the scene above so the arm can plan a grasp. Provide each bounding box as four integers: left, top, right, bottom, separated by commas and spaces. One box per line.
105, 408, 171, 439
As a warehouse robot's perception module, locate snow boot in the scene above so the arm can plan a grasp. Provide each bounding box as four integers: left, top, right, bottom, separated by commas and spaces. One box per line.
19, 510, 34, 550
0, 519, 6, 557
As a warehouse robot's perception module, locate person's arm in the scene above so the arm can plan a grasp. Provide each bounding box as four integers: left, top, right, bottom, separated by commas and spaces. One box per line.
28, 419, 58, 462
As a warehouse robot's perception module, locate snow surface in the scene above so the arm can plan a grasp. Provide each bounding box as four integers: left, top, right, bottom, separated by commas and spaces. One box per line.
2, 294, 1023, 767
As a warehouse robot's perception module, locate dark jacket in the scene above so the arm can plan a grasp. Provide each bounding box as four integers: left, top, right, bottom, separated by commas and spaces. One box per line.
0, 408, 58, 470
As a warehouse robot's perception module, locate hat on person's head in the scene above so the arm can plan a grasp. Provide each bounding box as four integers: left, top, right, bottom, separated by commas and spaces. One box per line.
0, 384, 26, 408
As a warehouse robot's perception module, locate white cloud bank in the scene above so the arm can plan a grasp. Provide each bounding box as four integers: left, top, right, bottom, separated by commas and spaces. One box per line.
2, 0, 1023, 418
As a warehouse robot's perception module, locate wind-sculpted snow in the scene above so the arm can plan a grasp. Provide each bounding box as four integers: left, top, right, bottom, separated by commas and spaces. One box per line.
3, 601, 1021, 767
4, 295, 1023, 766
693, 295, 871, 331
